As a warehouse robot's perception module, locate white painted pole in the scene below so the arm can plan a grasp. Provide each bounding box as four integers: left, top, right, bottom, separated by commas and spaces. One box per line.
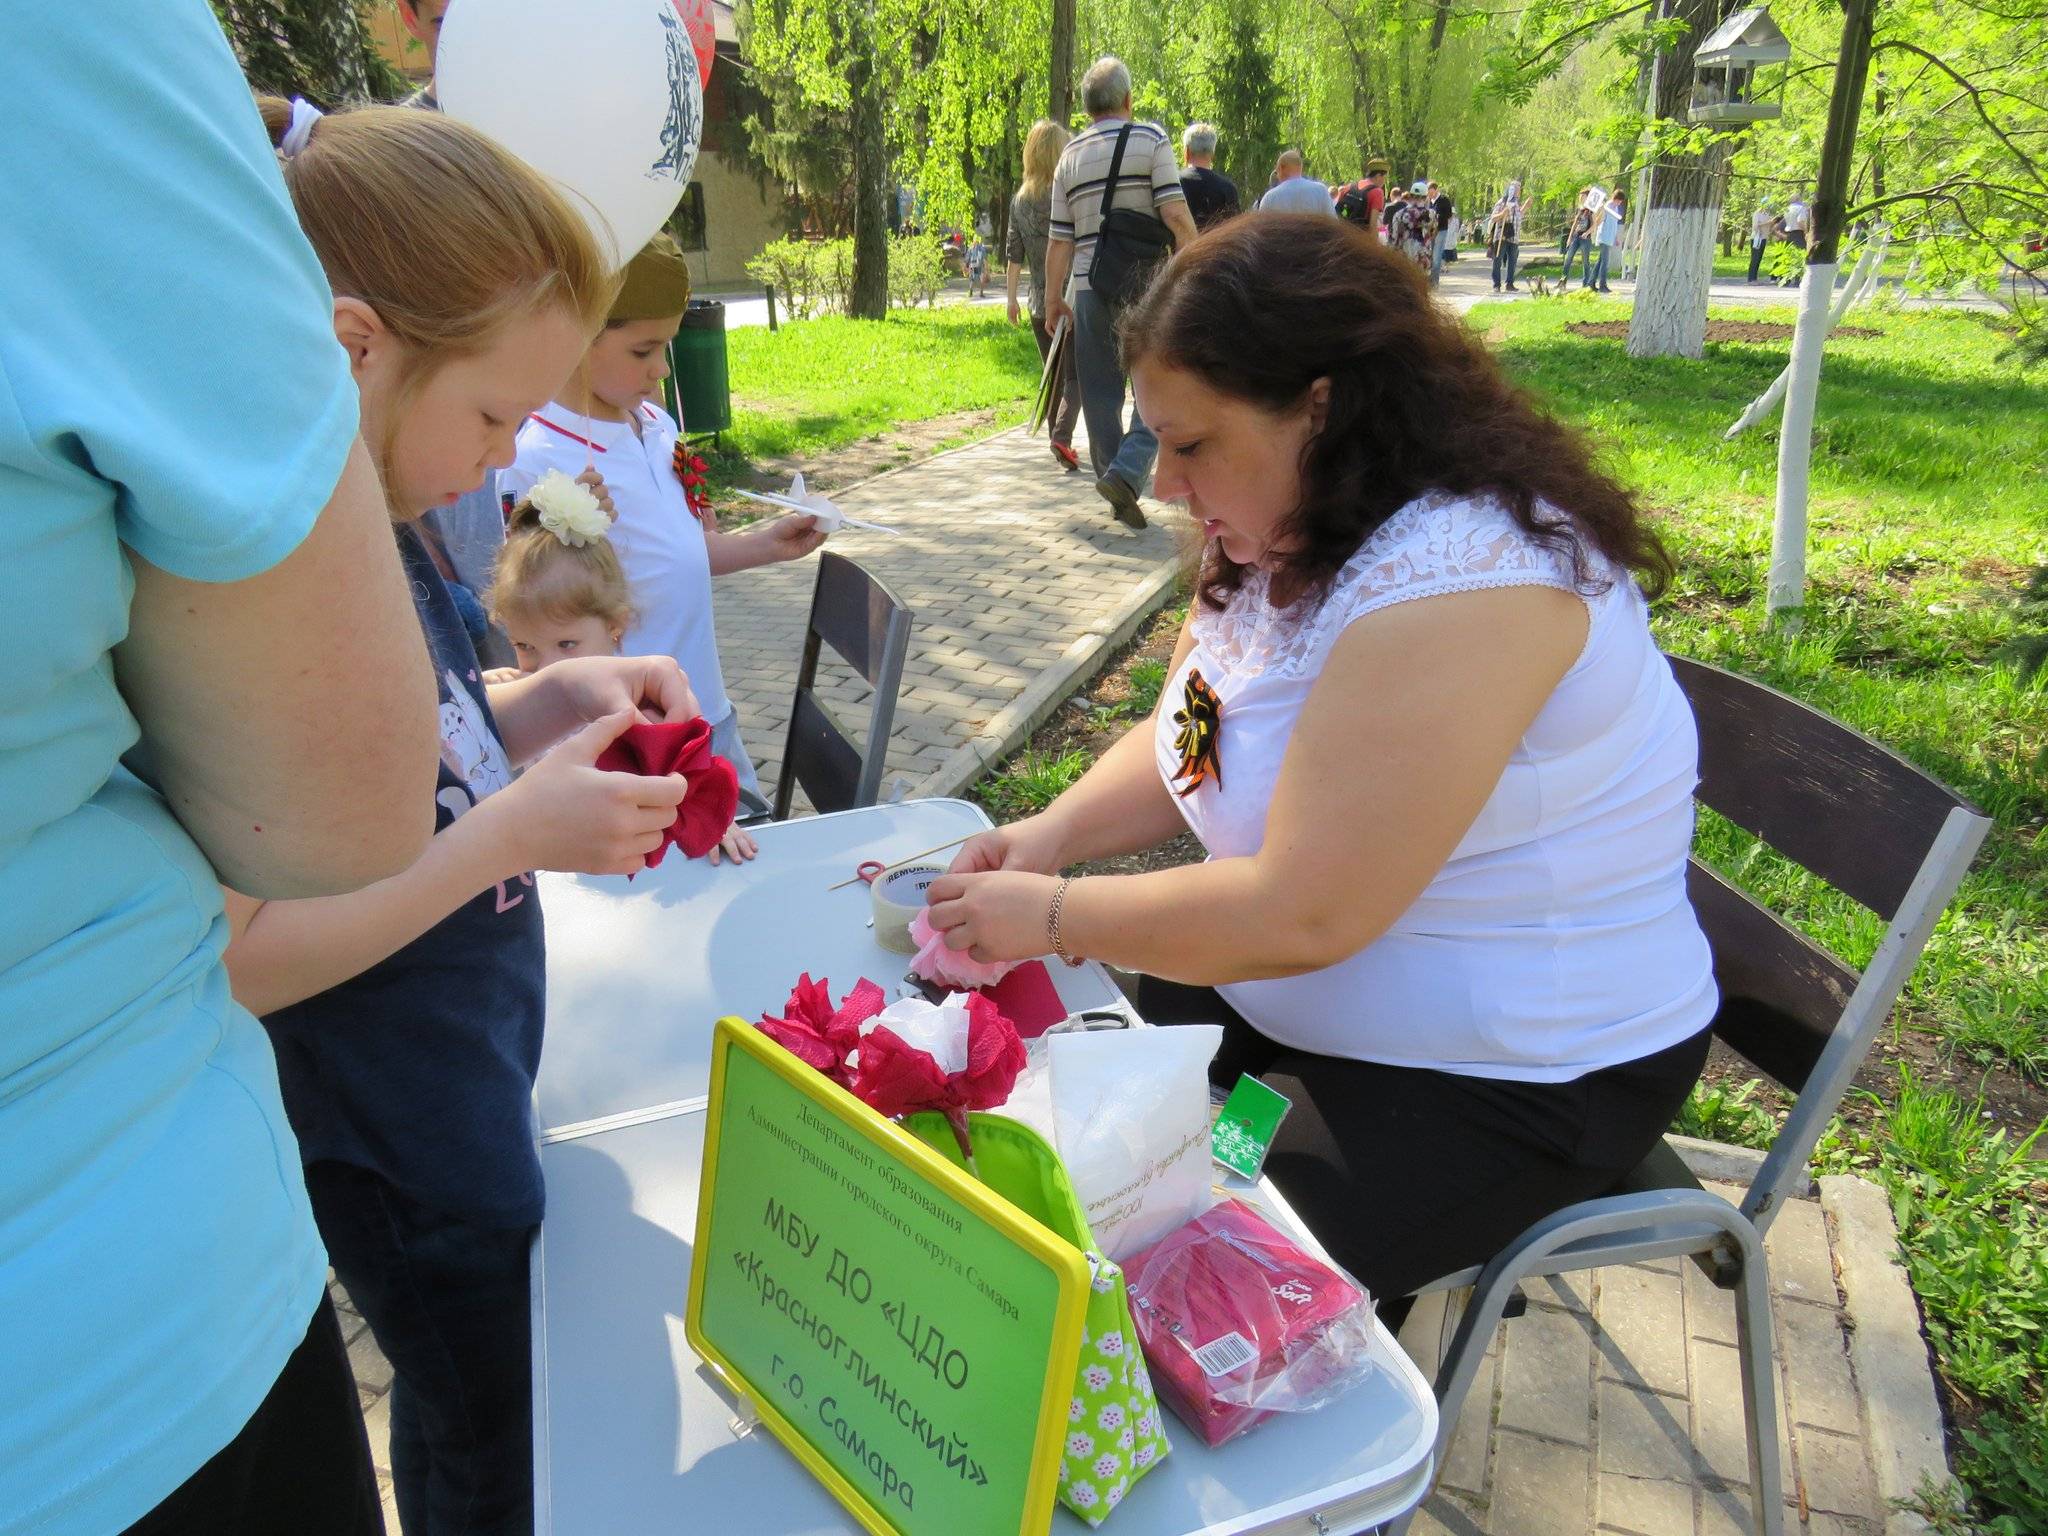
1768, 259, 1840, 622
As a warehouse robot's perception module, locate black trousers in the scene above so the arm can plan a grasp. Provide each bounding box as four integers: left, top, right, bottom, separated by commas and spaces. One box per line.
122, 1296, 381, 1536
1139, 977, 1709, 1314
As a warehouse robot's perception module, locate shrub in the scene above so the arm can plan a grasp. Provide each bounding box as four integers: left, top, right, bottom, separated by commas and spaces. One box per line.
747, 234, 950, 318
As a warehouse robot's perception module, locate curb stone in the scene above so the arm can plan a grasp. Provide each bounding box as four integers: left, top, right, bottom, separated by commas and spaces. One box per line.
1818, 1173, 1950, 1536
911, 556, 1182, 799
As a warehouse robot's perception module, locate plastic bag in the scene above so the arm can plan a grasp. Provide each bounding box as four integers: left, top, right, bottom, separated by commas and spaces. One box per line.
1050, 1025, 1221, 1263
1125, 1198, 1380, 1447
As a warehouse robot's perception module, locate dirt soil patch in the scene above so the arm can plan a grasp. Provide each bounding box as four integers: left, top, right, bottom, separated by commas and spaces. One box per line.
718, 405, 1007, 497
1565, 319, 1885, 344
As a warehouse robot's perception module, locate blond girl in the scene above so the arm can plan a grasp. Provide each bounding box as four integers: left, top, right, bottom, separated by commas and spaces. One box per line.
223, 99, 701, 1536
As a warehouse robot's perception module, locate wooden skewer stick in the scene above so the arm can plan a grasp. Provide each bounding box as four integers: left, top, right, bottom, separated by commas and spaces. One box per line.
826, 834, 975, 890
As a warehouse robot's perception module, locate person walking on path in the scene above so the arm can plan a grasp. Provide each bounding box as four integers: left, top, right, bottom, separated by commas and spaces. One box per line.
1389, 180, 1438, 272
1780, 192, 1811, 284
1008, 118, 1083, 471
1045, 57, 1198, 530
1488, 182, 1522, 291
1429, 182, 1455, 284
2, 6, 445, 1532
1255, 149, 1337, 215
1333, 162, 1388, 238
1562, 191, 1598, 284
1748, 201, 1776, 283
1587, 192, 1623, 292
1178, 122, 1240, 230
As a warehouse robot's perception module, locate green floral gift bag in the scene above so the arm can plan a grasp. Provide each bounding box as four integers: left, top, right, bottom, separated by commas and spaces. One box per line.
905, 1112, 1173, 1525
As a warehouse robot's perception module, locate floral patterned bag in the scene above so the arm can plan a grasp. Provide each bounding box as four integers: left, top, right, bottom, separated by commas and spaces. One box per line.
905, 1112, 1173, 1525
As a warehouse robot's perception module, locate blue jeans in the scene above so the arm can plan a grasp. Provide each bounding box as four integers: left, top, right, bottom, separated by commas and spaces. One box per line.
307, 1163, 536, 1536
1589, 243, 1612, 289
1073, 286, 1157, 492
1563, 234, 1595, 283
1429, 230, 1449, 283
1491, 240, 1519, 288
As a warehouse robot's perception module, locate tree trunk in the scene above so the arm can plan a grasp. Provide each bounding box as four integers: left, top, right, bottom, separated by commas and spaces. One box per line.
848, 17, 890, 320
1769, 0, 1878, 621
1627, 0, 1731, 359
1049, 0, 1076, 126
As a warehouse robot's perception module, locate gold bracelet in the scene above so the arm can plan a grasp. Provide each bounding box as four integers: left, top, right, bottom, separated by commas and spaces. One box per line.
1047, 876, 1084, 967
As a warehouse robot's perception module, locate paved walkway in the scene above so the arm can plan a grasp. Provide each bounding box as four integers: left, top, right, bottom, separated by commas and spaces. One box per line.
712, 424, 1181, 806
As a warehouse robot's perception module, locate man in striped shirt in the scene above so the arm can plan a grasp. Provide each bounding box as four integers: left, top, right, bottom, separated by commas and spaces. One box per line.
1045, 57, 1198, 529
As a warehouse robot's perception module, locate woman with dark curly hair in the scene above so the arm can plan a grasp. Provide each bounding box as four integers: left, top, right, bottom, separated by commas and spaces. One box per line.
928, 214, 1716, 1312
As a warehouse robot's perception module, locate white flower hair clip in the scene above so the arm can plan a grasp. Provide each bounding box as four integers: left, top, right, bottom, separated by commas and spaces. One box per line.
526, 469, 609, 547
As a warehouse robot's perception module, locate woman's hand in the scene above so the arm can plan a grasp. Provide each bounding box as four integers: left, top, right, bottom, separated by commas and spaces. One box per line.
1006, 295, 1022, 326
707, 819, 758, 867
545, 654, 700, 726
763, 512, 827, 563
924, 870, 1062, 963
576, 467, 617, 523
947, 814, 1068, 877
491, 711, 689, 877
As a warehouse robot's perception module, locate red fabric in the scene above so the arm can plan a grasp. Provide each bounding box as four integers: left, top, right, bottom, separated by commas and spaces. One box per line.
593, 718, 739, 866
981, 961, 1066, 1038
755, 974, 886, 1088
851, 993, 1027, 1119
1127, 1199, 1370, 1446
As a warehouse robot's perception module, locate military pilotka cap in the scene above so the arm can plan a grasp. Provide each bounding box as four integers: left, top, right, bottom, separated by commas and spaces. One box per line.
610, 232, 693, 322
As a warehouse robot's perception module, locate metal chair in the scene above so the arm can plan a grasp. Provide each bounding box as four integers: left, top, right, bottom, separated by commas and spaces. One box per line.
1386, 656, 1991, 1536
770, 551, 915, 820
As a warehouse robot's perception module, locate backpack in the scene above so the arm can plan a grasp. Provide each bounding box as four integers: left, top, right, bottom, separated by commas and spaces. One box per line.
1334, 180, 1375, 222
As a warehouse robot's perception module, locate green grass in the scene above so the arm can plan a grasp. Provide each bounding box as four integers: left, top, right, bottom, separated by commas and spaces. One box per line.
1479, 299, 2047, 1531
715, 306, 1041, 466
974, 748, 1093, 820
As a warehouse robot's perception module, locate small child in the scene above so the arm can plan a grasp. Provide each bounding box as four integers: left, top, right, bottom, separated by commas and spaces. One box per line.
503, 233, 827, 817
966, 237, 990, 297
489, 486, 757, 862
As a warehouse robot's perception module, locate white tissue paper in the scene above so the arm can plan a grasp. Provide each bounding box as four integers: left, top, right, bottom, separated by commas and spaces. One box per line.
1049, 1025, 1223, 1262
859, 993, 973, 1072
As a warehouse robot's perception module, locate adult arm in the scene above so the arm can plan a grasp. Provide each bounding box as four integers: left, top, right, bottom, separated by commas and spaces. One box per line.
118, 442, 439, 896
484, 653, 700, 766
224, 711, 688, 1015
948, 621, 1199, 876
1163, 200, 1199, 249
1044, 236, 1076, 331
929, 585, 1587, 981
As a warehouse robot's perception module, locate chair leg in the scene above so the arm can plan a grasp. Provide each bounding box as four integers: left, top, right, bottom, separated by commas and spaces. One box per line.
1733, 1264, 1787, 1536
1382, 1270, 1527, 1536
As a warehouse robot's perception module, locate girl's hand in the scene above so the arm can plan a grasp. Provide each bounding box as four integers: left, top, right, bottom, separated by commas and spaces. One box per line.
547, 654, 700, 727
947, 815, 1067, 877
765, 512, 827, 562
707, 820, 758, 867
493, 711, 689, 876
924, 870, 1061, 964
576, 467, 617, 524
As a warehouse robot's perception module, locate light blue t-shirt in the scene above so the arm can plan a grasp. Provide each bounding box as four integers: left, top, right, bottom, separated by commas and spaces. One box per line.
0, 6, 358, 1532
1256, 176, 1338, 215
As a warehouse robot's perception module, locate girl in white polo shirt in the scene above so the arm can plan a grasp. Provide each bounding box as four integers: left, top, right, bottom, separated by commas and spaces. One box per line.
503, 235, 826, 806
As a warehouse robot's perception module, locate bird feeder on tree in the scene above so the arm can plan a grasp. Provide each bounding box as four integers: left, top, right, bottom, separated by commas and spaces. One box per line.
1689, 7, 1792, 124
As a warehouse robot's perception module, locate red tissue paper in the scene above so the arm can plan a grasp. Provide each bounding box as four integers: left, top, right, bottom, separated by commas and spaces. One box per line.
1126, 1199, 1378, 1447
593, 717, 739, 866
851, 991, 1027, 1120
755, 973, 886, 1089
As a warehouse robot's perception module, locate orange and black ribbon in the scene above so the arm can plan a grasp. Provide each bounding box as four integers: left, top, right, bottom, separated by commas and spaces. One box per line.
1170, 668, 1223, 797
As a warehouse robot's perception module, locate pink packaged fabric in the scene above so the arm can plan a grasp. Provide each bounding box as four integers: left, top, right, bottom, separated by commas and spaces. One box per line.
1125, 1198, 1379, 1446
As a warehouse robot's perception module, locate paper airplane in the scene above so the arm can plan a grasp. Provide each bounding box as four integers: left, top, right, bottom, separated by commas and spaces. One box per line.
733, 472, 898, 535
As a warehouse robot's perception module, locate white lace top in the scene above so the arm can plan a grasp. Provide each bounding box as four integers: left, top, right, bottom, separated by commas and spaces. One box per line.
1153, 493, 1716, 1081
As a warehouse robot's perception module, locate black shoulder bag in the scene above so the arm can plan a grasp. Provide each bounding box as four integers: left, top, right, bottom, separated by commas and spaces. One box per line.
1088, 123, 1175, 311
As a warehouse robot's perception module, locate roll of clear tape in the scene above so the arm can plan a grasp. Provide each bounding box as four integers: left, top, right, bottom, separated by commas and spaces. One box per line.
870, 862, 946, 954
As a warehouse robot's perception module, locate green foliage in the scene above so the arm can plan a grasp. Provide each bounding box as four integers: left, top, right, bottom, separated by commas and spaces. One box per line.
977, 749, 1094, 818
214, 0, 406, 105
716, 305, 1041, 465
744, 234, 948, 319
1125, 658, 1169, 717
1672, 1077, 1781, 1149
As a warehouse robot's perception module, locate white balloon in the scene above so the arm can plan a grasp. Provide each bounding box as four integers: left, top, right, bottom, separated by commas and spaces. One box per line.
437, 0, 702, 270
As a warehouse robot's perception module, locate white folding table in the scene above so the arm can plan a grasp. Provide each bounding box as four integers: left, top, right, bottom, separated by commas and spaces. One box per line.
532, 799, 1437, 1535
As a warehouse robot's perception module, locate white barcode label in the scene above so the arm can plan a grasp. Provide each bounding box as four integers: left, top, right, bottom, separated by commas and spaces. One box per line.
1191, 1331, 1257, 1376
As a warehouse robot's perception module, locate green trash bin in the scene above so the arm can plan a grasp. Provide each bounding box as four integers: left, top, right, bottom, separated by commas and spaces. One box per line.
668, 297, 732, 438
